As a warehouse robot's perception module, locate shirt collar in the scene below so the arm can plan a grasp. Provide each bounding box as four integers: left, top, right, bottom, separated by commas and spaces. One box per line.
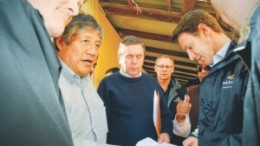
119, 69, 142, 78
59, 58, 78, 79
210, 41, 231, 67
59, 58, 90, 91
59, 57, 89, 82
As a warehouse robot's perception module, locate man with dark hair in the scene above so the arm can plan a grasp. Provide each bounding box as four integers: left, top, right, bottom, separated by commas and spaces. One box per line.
56, 14, 110, 146
172, 9, 249, 146
105, 67, 120, 76
0, 0, 83, 145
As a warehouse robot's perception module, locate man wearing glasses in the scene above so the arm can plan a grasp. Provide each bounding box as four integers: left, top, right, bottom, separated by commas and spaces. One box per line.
154, 55, 190, 145
197, 65, 210, 83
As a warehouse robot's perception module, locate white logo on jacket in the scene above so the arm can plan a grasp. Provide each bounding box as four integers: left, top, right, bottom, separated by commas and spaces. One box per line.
222, 74, 234, 89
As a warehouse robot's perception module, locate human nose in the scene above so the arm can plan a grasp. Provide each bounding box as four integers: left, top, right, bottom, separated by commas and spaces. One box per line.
86, 45, 98, 57
186, 50, 196, 61
131, 56, 137, 63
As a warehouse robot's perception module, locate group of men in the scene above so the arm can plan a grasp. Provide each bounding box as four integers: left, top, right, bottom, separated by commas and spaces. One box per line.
0, 0, 259, 146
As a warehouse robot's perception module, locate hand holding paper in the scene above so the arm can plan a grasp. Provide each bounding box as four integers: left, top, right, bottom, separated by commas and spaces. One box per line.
158, 133, 170, 143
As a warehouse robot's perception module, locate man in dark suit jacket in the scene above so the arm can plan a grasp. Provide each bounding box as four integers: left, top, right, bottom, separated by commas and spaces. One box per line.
0, 0, 83, 145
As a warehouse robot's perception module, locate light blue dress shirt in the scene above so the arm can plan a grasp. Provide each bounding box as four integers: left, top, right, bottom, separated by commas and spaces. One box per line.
59, 60, 108, 146
210, 41, 231, 67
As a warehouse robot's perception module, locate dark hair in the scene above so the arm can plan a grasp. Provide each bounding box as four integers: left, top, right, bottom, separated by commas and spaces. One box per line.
61, 13, 103, 45
105, 67, 119, 74
172, 9, 223, 42
186, 78, 200, 87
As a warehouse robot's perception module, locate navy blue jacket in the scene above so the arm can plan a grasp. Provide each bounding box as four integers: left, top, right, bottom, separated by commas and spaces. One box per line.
199, 42, 249, 146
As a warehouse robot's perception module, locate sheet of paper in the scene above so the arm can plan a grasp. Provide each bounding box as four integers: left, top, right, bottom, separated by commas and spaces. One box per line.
153, 90, 159, 126
136, 137, 178, 146
101, 144, 119, 146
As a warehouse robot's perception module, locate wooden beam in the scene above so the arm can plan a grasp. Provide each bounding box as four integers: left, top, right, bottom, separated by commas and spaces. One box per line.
141, 38, 184, 53
117, 28, 173, 43
166, 0, 172, 12
182, 0, 196, 15
107, 15, 176, 36
145, 56, 197, 68
146, 46, 188, 58
100, 2, 181, 22
127, 0, 133, 6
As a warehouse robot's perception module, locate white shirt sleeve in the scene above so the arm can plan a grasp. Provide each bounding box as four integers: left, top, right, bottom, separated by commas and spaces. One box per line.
191, 127, 199, 137
173, 114, 191, 137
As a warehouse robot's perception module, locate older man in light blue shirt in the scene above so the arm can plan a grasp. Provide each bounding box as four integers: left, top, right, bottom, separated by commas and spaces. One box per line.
56, 14, 110, 146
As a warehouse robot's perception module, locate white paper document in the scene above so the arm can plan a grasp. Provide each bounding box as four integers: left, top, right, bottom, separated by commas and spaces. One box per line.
153, 90, 159, 127
136, 137, 177, 146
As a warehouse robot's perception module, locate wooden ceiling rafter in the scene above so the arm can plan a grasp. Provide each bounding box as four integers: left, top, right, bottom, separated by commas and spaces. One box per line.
100, 2, 182, 23
117, 28, 173, 43
146, 46, 188, 58
145, 56, 197, 68
182, 0, 196, 15
166, 0, 172, 12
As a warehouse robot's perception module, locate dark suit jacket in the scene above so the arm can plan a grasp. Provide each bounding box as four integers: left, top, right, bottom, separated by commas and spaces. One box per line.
0, 0, 73, 145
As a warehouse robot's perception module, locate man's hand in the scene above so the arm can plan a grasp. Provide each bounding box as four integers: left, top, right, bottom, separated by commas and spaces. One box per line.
158, 133, 170, 143
176, 94, 192, 122
183, 136, 198, 146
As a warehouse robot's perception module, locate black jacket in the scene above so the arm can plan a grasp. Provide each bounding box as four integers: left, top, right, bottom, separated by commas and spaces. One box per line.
198, 42, 249, 146
165, 78, 186, 146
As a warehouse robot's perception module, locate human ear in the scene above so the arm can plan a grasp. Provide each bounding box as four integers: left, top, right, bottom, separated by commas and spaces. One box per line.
55, 37, 65, 51
198, 23, 208, 36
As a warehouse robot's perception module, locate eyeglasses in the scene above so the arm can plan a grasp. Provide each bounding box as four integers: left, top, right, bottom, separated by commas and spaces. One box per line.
197, 66, 210, 72
156, 64, 173, 69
